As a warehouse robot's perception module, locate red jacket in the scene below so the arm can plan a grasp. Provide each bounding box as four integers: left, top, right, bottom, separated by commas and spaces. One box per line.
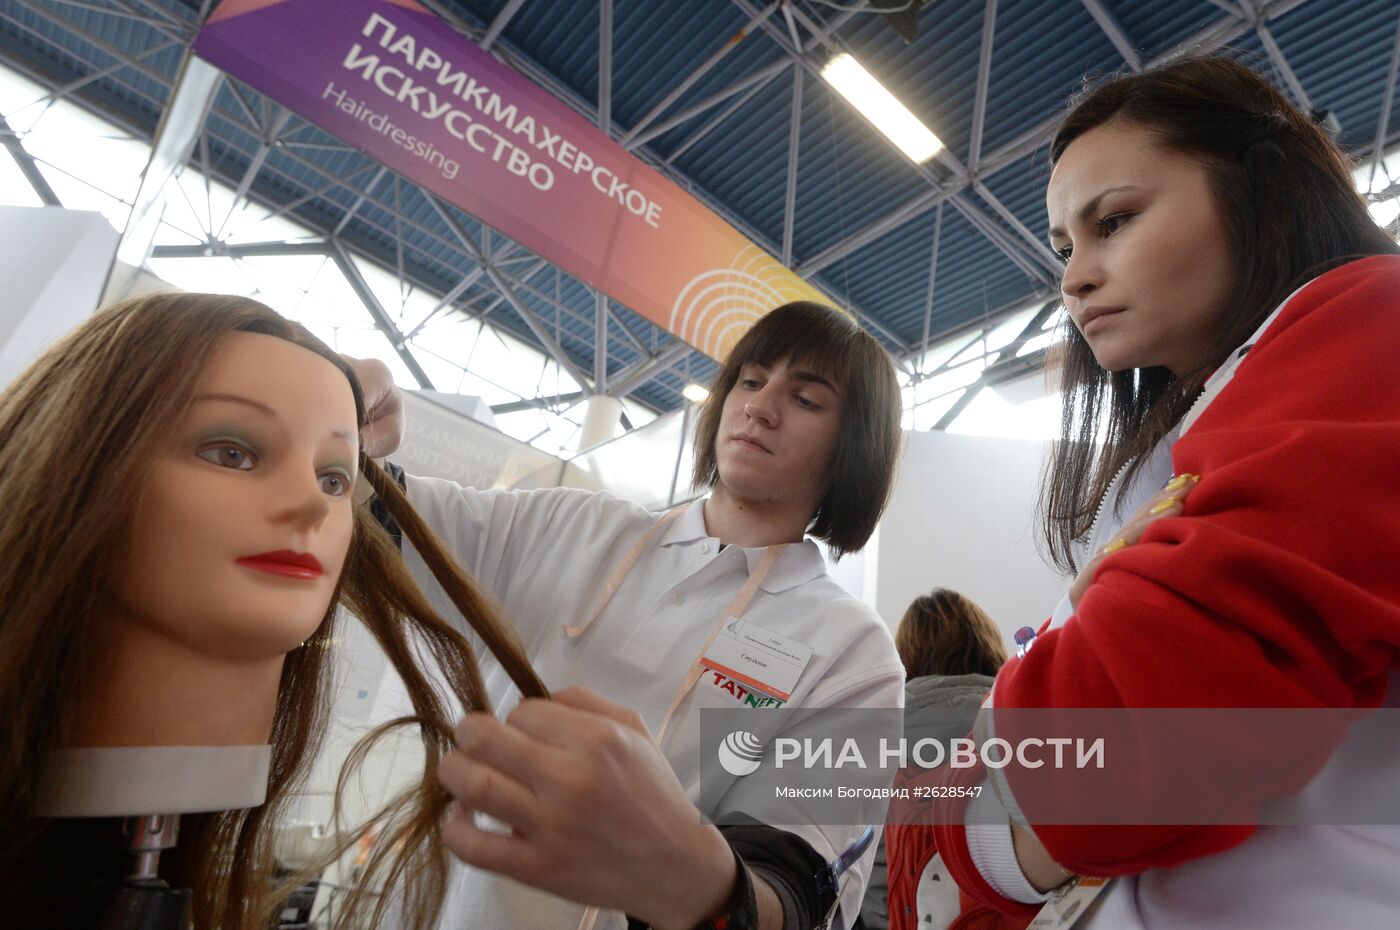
887, 814, 1030, 930
934, 255, 1400, 913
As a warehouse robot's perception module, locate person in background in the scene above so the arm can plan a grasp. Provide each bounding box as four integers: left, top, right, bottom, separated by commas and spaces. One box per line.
862, 589, 1010, 930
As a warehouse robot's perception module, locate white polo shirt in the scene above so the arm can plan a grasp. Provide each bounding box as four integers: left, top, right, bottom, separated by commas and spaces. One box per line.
397, 477, 905, 930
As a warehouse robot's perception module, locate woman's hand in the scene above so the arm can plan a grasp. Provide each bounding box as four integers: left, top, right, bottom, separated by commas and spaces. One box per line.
1012, 823, 1076, 893
1068, 473, 1200, 611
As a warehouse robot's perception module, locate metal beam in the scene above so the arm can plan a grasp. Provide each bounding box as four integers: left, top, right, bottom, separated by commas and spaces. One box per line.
594, 292, 608, 392
1256, 25, 1312, 109
598, 0, 612, 134
1237, 0, 1310, 108
895, 289, 1056, 369
1078, 0, 1142, 71
43, 0, 191, 43
105, 50, 221, 303
331, 165, 388, 237
0, 113, 60, 205
795, 0, 1318, 278
918, 203, 944, 366
330, 239, 435, 390
619, 0, 780, 147
255, 161, 379, 224
626, 59, 793, 151
932, 383, 983, 430
782, 67, 803, 267
491, 391, 587, 415
480, 0, 527, 52
733, 0, 1061, 282
662, 73, 777, 165
405, 267, 484, 339
1370, 7, 1400, 188
627, 5, 855, 152
484, 263, 595, 392
967, 0, 997, 172
798, 186, 945, 275
607, 303, 652, 357
152, 240, 330, 258
420, 195, 594, 391
215, 105, 292, 239
604, 339, 696, 399
929, 300, 1056, 431
35, 35, 180, 109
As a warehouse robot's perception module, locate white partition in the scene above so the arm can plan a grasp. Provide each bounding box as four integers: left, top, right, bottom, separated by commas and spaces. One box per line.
0, 206, 119, 389
870, 429, 1066, 646
562, 404, 695, 507
398, 389, 563, 489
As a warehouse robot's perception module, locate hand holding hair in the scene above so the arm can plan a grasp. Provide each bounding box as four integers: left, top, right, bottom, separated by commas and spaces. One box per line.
342, 354, 405, 459
437, 686, 737, 930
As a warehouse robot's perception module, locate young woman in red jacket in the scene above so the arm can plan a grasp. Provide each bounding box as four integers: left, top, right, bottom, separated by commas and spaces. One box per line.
933, 56, 1400, 929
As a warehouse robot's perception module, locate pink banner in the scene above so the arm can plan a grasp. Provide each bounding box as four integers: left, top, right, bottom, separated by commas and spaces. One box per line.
195, 0, 828, 361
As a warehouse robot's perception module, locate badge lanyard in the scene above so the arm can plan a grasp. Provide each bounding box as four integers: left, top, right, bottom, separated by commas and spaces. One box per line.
563, 501, 788, 743
568, 502, 787, 930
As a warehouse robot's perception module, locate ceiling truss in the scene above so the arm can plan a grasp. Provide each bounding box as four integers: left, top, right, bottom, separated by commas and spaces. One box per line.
3, 0, 1398, 437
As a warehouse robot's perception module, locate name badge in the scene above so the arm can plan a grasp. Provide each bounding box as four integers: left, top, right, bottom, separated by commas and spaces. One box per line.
700, 616, 813, 702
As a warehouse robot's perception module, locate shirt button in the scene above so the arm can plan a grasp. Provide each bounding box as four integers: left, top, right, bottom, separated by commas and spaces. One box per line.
672, 593, 684, 605
700, 542, 710, 554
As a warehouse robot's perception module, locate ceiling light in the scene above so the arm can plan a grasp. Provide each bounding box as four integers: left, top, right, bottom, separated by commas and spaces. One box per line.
820, 52, 943, 164
682, 382, 710, 404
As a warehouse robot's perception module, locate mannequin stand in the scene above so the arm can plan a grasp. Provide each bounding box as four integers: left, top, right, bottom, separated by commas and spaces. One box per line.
83, 814, 191, 930
35, 744, 271, 929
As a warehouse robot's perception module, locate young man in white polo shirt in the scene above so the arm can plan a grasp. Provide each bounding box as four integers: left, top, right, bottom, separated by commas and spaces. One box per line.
353, 301, 904, 930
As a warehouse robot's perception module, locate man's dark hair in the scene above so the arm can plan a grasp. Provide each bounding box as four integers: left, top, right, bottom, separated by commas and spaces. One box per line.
690, 301, 902, 558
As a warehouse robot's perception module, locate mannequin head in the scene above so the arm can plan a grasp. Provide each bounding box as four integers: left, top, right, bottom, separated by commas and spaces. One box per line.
0, 294, 369, 758
119, 331, 359, 662
76, 331, 360, 746
0, 293, 542, 930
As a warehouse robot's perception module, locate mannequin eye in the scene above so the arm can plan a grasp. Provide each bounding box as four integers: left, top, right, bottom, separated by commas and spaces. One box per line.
196, 443, 256, 471
319, 473, 350, 497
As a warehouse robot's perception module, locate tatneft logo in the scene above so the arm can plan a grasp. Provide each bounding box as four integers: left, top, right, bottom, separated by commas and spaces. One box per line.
717, 730, 765, 776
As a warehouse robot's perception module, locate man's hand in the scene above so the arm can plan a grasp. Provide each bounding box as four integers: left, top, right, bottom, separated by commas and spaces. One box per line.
437, 687, 737, 930
341, 355, 404, 458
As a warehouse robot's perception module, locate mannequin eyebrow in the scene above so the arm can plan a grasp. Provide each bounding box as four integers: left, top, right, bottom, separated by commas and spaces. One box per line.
196, 393, 357, 442
1047, 185, 1140, 239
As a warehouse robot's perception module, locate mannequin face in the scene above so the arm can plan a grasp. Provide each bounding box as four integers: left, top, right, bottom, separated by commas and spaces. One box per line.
113, 332, 359, 664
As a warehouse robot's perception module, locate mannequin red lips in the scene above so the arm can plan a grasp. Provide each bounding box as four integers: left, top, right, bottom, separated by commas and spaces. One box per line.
236, 550, 324, 580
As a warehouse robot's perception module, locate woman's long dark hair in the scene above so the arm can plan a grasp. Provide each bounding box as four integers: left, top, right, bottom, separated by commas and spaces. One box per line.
1040, 56, 1400, 572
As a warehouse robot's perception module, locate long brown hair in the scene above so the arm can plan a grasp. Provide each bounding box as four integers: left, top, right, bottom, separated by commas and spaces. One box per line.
690, 301, 903, 558
0, 293, 544, 930
894, 588, 1006, 679
1039, 56, 1400, 572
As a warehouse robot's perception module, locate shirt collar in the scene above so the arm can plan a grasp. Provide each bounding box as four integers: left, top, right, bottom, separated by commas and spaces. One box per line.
660, 498, 828, 594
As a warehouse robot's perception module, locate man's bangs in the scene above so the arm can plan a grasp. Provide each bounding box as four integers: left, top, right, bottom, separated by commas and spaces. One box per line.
736, 317, 856, 392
